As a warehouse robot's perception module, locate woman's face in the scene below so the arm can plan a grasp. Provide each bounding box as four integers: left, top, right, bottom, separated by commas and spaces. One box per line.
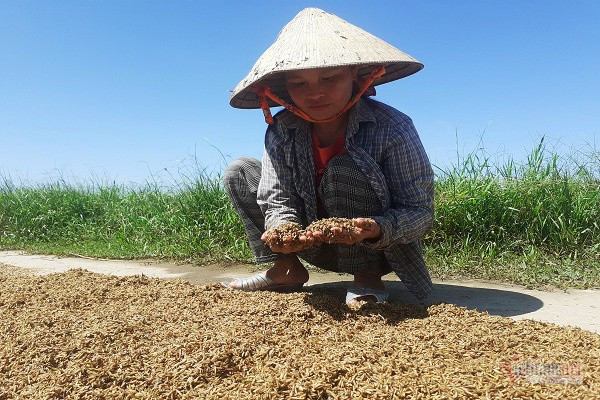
285, 66, 356, 120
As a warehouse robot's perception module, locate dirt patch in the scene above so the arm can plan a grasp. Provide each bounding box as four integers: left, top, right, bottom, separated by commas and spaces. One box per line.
0, 269, 598, 399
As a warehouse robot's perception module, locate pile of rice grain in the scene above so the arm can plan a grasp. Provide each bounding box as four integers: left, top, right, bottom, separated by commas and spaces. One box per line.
0, 268, 598, 399
306, 218, 357, 244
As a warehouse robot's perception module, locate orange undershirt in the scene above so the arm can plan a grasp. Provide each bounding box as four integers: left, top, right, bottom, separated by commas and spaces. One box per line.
311, 129, 347, 218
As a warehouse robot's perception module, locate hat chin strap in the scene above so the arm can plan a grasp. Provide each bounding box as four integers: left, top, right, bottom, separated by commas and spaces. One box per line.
255, 66, 386, 125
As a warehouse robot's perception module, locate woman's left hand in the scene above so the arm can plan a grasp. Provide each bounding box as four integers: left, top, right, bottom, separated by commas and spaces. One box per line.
352, 218, 381, 243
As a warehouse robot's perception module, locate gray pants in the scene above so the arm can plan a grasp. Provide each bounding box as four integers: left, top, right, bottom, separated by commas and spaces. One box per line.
223, 153, 392, 275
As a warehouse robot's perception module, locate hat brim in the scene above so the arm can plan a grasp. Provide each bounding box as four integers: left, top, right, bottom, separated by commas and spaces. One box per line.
229, 61, 423, 109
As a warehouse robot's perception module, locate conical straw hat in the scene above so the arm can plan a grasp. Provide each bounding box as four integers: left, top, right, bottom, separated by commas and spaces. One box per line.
230, 8, 423, 109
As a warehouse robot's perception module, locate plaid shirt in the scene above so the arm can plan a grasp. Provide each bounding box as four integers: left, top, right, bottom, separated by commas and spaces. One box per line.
257, 98, 435, 299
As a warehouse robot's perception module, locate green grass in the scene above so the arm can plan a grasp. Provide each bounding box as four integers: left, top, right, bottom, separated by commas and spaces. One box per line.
1, 138, 598, 288
0, 172, 251, 262
427, 138, 599, 288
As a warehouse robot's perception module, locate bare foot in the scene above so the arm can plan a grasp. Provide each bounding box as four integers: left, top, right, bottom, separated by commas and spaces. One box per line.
227, 256, 309, 289
265, 255, 309, 285
351, 267, 386, 303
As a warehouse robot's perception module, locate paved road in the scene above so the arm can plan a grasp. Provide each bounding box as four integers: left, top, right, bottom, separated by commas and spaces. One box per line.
1, 250, 598, 334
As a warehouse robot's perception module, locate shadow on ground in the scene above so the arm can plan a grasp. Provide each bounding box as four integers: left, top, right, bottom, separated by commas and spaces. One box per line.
306, 280, 544, 318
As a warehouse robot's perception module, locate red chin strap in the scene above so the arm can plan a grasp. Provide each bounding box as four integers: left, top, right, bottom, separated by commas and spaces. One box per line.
254, 66, 386, 125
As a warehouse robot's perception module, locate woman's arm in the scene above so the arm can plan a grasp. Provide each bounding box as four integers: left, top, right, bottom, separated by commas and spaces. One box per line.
256, 126, 305, 232
361, 119, 435, 250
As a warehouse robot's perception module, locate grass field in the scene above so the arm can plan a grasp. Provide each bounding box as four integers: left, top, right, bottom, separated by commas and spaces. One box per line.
1, 139, 598, 288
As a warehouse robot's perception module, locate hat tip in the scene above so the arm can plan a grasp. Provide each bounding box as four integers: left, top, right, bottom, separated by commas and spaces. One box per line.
298, 7, 327, 15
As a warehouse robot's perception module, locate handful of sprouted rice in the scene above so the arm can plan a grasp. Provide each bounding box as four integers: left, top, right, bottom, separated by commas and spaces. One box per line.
263, 222, 306, 247
306, 217, 358, 244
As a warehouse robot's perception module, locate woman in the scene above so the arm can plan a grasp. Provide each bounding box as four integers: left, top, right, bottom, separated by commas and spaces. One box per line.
222, 8, 434, 304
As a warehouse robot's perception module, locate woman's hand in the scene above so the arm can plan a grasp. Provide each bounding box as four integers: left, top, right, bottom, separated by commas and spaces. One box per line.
261, 229, 314, 254
308, 218, 381, 245
352, 218, 381, 243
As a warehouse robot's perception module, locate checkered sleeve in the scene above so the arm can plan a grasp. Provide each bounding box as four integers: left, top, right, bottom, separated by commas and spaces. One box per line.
362, 117, 434, 249
257, 125, 304, 231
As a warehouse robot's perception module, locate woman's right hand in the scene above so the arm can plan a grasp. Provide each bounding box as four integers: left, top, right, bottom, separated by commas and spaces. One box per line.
261, 229, 314, 254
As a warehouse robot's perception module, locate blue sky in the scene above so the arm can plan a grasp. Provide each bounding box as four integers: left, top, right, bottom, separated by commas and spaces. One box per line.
1, 1, 599, 185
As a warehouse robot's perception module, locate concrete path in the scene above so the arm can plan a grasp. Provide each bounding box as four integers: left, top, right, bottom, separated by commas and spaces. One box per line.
1, 250, 598, 334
